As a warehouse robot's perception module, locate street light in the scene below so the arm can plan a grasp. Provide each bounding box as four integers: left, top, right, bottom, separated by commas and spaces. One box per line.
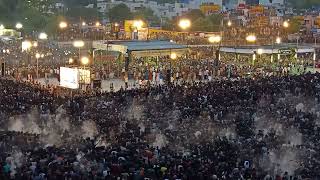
69, 58, 74, 64
227, 20, 232, 27
82, 22, 86, 26
15, 23, 23, 29
283, 21, 289, 28
73, 40, 85, 48
95, 21, 101, 27
35, 53, 44, 79
178, 19, 191, 30
276, 37, 281, 44
170, 53, 177, 60
257, 48, 263, 55
22, 40, 32, 52
0, 24, 4, 30
81, 57, 89, 66
33, 42, 38, 47
208, 35, 222, 43
133, 20, 144, 30
246, 35, 257, 43
39, 32, 48, 40
59, 21, 67, 29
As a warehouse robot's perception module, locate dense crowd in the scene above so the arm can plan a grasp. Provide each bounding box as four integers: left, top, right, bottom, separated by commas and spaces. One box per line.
1, 71, 320, 179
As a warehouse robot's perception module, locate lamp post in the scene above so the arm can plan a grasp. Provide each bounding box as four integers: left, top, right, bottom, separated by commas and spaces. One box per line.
246, 35, 257, 44
59, 21, 67, 40
35, 53, 44, 79
22, 40, 33, 65
15, 23, 23, 30
80, 56, 89, 91
36, 53, 40, 79
178, 19, 191, 43
133, 20, 144, 40
208, 35, 222, 70
246, 35, 257, 66
73, 40, 85, 61
1, 49, 10, 76
39, 32, 48, 40
282, 20, 289, 43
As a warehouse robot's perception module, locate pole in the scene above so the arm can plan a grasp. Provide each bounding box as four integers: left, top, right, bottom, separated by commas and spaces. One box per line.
36, 57, 39, 79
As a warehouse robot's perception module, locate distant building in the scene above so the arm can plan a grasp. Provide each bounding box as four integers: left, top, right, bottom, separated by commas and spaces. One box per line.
259, 0, 284, 6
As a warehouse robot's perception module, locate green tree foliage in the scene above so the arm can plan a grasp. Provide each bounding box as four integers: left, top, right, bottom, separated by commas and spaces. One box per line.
66, 7, 101, 21
133, 7, 160, 26
0, 0, 53, 31
108, 3, 133, 22
288, 0, 320, 9
287, 18, 302, 34
63, 0, 97, 8
184, 9, 205, 22
188, 14, 222, 32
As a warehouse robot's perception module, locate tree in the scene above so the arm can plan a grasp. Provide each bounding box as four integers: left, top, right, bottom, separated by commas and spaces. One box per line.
190, 14, 222, 32
63, 0, 97, 8
108, 3, 133, 22
287, 18, 302, 34
133, 7, 160, 26
66, 7, 101, 21
288, 0, 320, 9
184, 9, 205, 22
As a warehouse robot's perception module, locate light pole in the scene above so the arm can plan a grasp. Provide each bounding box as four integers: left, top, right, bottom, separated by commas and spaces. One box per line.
80, 56, 89, 90
73, 40, 85, 61
178, 19, 191, 43
22, 40, 33, 65
39, 32, 48, 40
59, 21, 67, 40
246, 35, 257, 66
15, 23, 23, 30
35, 53, 44, 79
208, 35, 222, 70
282, 20, 289, 43
36, 53, 40, 79
133, 20, 144, 40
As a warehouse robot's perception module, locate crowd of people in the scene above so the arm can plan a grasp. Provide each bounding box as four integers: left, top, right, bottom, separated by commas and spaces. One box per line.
1, 70, 320, 179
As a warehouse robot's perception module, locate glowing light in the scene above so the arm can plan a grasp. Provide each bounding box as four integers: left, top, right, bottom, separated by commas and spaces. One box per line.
39, 32, 48, 40
81, 57, 89, 65
22, 41, 32, 52
283, 21, 289, 28
73, 40, 85, 48
276, 37, 281, 44
208, 35, 222, 43
35, 53, 41, 59
59, 21, 67, 29
246, 35, 256, 42
69, 58, 74, 64
15, 23, 23, 29
170, 53, 177, 60
133, 20, 144, 30
178, 19, 191, 30
227, 20, 232, 27
33, 42, 38, 47
257, 48, 263, 55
